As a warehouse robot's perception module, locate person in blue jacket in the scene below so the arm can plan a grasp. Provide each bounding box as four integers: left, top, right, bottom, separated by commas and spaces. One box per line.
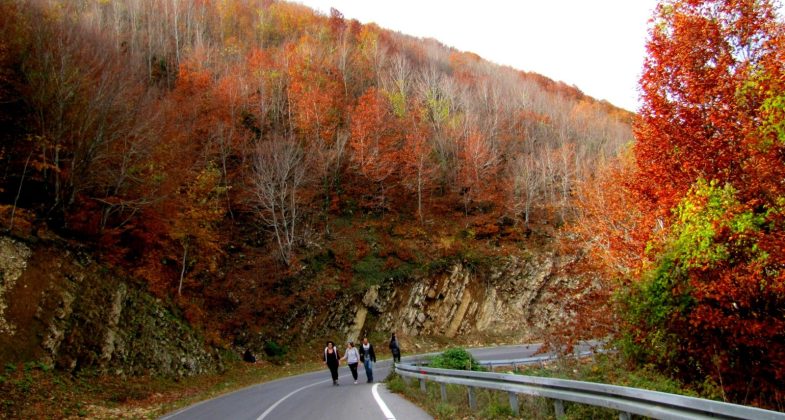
358, 337, 377, 383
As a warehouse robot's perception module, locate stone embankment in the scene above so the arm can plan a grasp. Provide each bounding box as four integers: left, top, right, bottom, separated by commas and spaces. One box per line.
0, 235, 221, 377
332, 253, 581, 344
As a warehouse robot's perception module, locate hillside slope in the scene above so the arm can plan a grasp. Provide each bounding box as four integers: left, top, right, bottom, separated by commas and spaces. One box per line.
0, 0, 630, 371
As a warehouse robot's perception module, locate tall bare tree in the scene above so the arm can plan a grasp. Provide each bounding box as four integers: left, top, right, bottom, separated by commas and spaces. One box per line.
252, 139, 308, 265
511, 154, 542, 227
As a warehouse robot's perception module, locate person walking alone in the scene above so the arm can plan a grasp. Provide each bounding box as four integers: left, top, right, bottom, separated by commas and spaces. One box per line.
358, 337, 377, 383
389, 333, 401, 363
323, 341, 341, 386
340, 341, 360, 384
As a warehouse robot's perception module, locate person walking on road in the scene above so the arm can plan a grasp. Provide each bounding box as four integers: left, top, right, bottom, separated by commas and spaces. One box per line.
389, 333, 401, 363
358, 337, 377, 383
340, 341, 360, 384
323, 341, 341, 386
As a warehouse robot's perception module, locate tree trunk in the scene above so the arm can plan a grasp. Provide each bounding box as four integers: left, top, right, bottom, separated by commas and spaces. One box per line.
178, 242, 188, 296
9, 150, 33, 231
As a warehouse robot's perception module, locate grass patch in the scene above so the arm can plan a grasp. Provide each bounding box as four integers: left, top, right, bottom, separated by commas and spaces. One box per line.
435, 402, 457, 418
517, 352, 722, 399
353, 254, 387, 285
385, 374, 553, 419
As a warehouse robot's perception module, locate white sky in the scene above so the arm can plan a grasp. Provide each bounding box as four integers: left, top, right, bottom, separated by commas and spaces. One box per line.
296, 0, 660, 112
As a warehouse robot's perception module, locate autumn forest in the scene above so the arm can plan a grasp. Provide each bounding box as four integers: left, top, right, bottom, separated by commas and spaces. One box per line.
1, 0, 784, 411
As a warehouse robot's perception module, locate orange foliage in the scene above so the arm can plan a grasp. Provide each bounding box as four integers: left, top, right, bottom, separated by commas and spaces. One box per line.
348, 87, 401, 207
608, 0, 785, 407
572, 154, 648, 279
286, 35, 344, 145
457, 129, 503, 215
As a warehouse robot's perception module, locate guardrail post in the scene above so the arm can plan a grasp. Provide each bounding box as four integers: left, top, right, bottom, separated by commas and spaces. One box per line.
467, 386, 477, 410
554, 399, 565, 418
392, 358, 785, 420
440, 383, 447, 402
508, 392, 519, 416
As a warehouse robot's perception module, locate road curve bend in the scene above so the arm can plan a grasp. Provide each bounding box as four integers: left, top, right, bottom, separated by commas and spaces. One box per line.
160, 359, 428, 420
160, 342, 585, 419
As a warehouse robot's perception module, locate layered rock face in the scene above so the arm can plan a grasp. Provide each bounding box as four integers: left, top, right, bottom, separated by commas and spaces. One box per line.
0, 236, 221, 377
337, 253, 579, 343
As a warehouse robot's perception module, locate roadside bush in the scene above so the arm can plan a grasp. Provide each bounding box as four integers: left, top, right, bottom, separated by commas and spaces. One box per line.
263, 340, 288, 363
429, 347, 483, 371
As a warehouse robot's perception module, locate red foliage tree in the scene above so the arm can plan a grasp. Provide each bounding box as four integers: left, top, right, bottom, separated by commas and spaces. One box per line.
348, 87, 401, 210
624, 0, 785, 407
457, 129, 502, 215
286, 35, 344, 146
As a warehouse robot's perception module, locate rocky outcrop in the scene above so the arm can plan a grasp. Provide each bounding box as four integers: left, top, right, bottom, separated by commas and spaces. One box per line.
0, 237, 32, 335
335, 252, 581, 343
0, 235, 222, 377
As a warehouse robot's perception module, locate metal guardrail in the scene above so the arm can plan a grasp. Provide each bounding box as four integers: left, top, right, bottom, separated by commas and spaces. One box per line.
394, 362, 785, 419
402, 348, 600, 371
477, 350, 598, 371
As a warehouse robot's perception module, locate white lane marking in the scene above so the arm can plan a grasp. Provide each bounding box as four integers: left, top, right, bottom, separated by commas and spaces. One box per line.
162, 368, 336, 419
256, 377, 332, 420
371, 383, 396, 420
159, 397, 212, 420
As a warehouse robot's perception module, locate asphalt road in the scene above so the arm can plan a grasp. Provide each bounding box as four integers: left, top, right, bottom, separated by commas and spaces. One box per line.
160, 343, 594, 420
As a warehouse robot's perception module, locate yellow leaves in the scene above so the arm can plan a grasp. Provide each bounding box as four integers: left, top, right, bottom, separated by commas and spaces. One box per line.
221, 36, 242, 59
169, 164, 225, 276
357, 25, 379, 55
383, 89, 407, 118
438, 236, 455, 251
188, 165, 222, 204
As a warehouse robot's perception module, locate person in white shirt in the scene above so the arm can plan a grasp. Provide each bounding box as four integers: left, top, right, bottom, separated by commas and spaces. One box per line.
340, 341, 360, 384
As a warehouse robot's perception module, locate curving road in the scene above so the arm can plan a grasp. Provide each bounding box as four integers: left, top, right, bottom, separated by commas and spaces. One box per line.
160, 343, 595, 420
161, 358, 429, 420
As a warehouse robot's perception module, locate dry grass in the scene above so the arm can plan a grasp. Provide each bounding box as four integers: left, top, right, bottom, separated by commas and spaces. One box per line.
0, 358, 324, 419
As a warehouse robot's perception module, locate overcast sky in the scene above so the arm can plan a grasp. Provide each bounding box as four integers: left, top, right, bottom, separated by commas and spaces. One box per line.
296, 0, 659, 112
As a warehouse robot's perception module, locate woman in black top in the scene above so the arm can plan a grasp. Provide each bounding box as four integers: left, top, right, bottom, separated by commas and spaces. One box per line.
323, 341, 341, 385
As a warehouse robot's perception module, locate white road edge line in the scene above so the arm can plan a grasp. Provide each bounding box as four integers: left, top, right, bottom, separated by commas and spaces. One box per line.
256, 378, 332, 420
371, 383, 397, 420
